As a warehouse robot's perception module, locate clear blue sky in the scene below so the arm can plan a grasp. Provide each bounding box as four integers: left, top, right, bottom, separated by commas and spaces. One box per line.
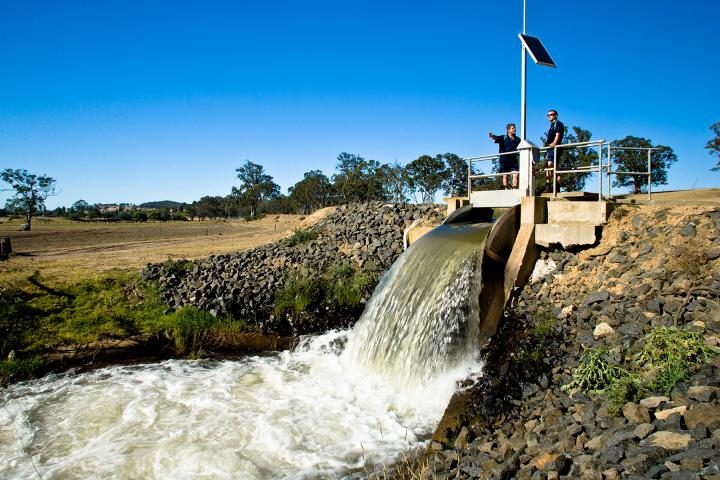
1, 0, 718, 209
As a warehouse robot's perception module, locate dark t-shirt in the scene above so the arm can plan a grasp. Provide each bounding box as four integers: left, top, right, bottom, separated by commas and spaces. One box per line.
545, 120, 565, 146
491, 134, 521, 172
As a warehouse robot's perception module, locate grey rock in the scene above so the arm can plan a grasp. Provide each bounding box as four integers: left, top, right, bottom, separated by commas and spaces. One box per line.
585, 290, 610, 305
679, 224, 697, 237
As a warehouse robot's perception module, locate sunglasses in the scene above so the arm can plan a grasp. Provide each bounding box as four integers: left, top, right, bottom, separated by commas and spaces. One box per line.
547, 113, 557, 117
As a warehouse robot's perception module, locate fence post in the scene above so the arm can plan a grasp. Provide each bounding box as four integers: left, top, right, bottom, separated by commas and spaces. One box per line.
597, 143, 602, 201
647, 149, 652, 201
467, 158, 472, 202
517, 140, 538, 198
0, 237, 11, 261
607, 144, 612, 199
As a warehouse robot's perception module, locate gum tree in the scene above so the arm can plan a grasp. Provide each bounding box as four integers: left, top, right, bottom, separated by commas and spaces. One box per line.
1, 168, 57, 230
706, 121, 720, 171
232, 161, 280, 219
611, 137, 677, 194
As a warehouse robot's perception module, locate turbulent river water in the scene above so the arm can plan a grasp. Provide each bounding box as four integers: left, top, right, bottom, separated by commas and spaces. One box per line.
0, 223, 491, 480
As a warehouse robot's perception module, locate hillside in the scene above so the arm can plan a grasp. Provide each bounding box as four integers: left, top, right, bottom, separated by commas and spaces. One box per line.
138, 200, 183, 209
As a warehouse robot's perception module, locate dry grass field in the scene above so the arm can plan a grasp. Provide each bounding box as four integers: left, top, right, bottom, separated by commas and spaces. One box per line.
0, 210, 333, 287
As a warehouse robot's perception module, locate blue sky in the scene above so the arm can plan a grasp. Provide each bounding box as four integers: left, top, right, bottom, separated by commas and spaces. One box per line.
1, 0, 718, 208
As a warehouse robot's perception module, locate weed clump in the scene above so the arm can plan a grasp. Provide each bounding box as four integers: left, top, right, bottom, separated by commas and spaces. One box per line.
273, 264, 377, 327
561, 347, 635, 394
0, 355, 43, 386
287, 229, 318, 246
563, 328, 719, 414
156, 307, 222, 358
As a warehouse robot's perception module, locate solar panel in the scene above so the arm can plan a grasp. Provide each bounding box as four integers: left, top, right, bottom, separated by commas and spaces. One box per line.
519, 34, 556, 68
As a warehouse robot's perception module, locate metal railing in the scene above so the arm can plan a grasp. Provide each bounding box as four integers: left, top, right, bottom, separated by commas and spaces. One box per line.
539, 140, 605, 201
604, 145, 658, 201
466, 150, 521, 195
466, 140, 658, 202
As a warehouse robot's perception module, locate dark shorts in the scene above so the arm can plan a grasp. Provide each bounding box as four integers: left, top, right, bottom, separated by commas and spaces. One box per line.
498, 156, 519, 173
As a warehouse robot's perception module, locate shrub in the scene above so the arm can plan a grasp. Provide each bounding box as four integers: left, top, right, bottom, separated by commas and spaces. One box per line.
561, 347, 634, 394
0, 355, 43, 386
273, 270, 323, 320
563, 328, 719, 415
273, 264, 378, 322
636, 327, 719, 395
287, 228, 318, 246
326, 264, 377, 308
0, 286, 40, 358
636, 327, 718, 368
158, 307, 218, 358
132, 211, 148, 222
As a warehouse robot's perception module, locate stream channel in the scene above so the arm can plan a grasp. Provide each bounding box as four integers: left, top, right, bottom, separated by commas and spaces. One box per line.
0, 223, 491, 479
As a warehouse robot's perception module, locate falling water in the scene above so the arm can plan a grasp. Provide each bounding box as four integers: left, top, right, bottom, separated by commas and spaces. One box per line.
0, 222, 491, 480
343, 223, 491, 388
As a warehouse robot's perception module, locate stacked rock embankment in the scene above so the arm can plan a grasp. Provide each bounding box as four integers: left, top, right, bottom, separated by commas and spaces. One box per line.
425, 205, 720, 480
143, 202, 444, 329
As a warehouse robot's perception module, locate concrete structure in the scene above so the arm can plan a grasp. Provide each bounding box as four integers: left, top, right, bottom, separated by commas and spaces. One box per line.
443, 197, 470, 217
535, 199, 613, 248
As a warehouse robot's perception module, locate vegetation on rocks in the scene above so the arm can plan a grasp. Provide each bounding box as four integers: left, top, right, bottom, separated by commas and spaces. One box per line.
273, 264, 376, 328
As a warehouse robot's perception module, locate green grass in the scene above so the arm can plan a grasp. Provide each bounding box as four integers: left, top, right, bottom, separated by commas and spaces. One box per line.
0, 272, 254, 384
273, 264, 377, 322
287, 228, 318, 246
0, 356, 43, 386
516, 310, 559, 363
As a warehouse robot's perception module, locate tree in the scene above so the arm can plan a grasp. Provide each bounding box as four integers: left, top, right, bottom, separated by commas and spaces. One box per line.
331, 153, 386, 203
611, 136, 677, 194
289, 170, 333, 213
381, 162, 412, 206
442, 153, 468, 197
706, 122, 720, 171
1, 169, 57, 230
232, 161, 280, 219
195, 196, 225, 220
71, 199, 90, 212
555, 127, 598, 192
406, 154, 448, 203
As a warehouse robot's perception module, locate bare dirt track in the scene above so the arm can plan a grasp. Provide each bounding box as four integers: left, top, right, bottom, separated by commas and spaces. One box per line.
0, 210, 333, 286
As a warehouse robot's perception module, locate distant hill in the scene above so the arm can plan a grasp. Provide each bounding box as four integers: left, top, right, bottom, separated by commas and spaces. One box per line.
138, 200, 183, 209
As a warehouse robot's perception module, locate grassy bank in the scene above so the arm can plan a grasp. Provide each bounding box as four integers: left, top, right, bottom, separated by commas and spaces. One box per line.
0, 272, 250, 385
0, 261, 378, 385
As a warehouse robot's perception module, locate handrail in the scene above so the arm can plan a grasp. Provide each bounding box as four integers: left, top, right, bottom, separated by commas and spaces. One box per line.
465, 140, 658, 202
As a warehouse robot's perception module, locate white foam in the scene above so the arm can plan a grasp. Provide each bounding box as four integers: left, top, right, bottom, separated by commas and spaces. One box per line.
1, 331, 480, 479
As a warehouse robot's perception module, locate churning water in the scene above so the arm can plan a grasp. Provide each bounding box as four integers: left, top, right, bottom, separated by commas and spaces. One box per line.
1, 223, 491, 480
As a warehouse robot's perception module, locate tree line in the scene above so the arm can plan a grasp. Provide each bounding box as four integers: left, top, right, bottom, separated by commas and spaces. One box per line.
4, 124, 713, 230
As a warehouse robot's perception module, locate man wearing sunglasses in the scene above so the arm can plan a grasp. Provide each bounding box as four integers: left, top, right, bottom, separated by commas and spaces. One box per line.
544, 110, 564, 192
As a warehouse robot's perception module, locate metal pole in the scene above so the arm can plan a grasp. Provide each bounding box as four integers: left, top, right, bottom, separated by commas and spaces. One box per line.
607, 144, 612, 199
552, 146, 557, 197
521, 47, 527, 140
467, 158, 472, 201
597, 144, 602, 201
520, 0, 527, 140
647, 149, 652, 201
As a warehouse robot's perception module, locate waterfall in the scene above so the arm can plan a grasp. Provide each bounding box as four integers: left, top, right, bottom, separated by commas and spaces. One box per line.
343, 223, 491, 388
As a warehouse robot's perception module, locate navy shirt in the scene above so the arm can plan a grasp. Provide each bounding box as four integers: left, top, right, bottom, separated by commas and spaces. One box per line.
545, 120, 565, 146
491, 134, 521, 154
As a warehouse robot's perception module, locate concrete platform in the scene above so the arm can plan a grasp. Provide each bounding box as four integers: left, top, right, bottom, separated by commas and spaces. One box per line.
470, 189, 523, 208
547, 201, 614, 225
535, 223, 599, 248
